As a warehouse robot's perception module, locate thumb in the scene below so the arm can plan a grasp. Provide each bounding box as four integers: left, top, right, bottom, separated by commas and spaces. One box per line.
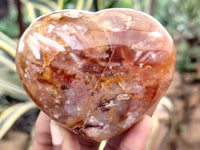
50, 120, 80, 150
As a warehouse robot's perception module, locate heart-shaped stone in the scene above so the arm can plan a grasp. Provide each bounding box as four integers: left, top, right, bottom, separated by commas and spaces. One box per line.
16, 9, 175, 141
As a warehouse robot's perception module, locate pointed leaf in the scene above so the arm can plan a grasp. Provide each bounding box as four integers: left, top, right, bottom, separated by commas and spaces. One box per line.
21, 0, 57, 14
0, 32, 16, 58
0, 102, 37, 139
0, 54, 16, 72
0, 78, 29, 101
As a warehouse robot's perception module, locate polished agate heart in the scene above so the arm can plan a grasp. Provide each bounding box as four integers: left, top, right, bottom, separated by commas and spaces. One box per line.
16, 9, 175, 141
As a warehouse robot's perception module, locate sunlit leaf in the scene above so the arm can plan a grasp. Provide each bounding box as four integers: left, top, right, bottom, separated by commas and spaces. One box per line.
21, 0, 57, 14
0, 105, 8, 115
76, 0, 84, 10
97, 0, 118, 10
58, 0, 65, 10
97, 0, 103, 10
0, 102, 37, 140
0, 78, 29, 101
85, 0, 93, 10
113, 0, 133, 8
0, 54, 16, 72
26, 3, 37, 22
99, 140, 107, 150
0, 32, 16, 58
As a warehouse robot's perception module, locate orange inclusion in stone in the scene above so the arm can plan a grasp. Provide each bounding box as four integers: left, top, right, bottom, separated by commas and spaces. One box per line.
16, 9, 175, 141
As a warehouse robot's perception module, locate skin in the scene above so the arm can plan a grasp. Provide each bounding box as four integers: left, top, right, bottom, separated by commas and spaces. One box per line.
32, 109, 154, 150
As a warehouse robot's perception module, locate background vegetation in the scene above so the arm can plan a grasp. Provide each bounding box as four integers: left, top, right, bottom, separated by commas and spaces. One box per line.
0, 0, 200, 150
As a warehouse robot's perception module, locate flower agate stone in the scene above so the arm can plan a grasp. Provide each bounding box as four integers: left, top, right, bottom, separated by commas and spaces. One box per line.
16, 9, 175, 141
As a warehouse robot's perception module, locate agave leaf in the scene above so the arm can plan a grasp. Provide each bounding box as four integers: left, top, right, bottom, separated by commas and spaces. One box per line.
58, 0, 64, 10
146, 97, 175, 150
64, 0, 93, 11
0, 52, 27, 101
85, 0, 93, 10
97, 0, 103, 10
0, 32, 16, 58
97, 0, 117, 10
0, 102, 37, 140
76, 0, 84, 10
99, 140, 107, 150
0, 54, 16, 72
26, 3, 37, 22
0, 60, 21, 86
0, 78, 29, 101
146, 115, 160, 150
0, 105, 8, 115
20, 0, 57, 14
27, 123, 37, 150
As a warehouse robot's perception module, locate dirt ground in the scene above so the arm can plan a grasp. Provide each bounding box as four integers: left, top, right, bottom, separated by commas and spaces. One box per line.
162, 71, 200, 150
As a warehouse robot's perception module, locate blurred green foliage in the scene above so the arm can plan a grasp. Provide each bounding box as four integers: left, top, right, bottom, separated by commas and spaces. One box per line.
176, 41, 197, 72
0, 10, 19, 39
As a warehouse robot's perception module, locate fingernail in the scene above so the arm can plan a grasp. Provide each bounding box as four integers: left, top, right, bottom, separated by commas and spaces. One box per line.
50, 120, 64, 146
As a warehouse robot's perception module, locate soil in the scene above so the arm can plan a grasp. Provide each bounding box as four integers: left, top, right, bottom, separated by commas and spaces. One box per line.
163, 71, 200, 150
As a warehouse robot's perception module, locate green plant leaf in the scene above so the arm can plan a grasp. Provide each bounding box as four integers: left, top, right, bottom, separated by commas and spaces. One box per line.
177, 41, 197, 72
85, 0, 93, 10
0, 102, 37, 140
0, 32, 16, 58
97, 0, 103, 10
0, 78, 29, 101
113, 0, 133, 8
76, 0, 84, 10
75, 0, 94, 10
99, 140, 107, 150
0, 105, 8, 115
0, 54, 16, 72
97, 0, 118, 10
58, 0, 65, 10
0, 10, 20, 38
25, 3, 37, 22
20, 0, 57, 14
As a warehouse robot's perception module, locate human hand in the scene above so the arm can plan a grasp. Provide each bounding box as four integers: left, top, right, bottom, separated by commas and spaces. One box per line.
32, 111, 153, 150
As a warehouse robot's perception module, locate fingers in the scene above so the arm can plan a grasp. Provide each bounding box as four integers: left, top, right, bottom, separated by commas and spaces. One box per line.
118, 115, 153, 150
33, 111, 100, 150
50, 121, 100, 150
50, 120, 81, 150
104, 115, 153, 150
146, 100, 160, 116
32, 111, 52, 150
77, 135, 101, 150
33, 112, 152, 150
32, 111, 80, 150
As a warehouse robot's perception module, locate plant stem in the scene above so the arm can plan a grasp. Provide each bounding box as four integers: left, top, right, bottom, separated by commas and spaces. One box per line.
16, 0, 25, 36
145, 0, 156, 16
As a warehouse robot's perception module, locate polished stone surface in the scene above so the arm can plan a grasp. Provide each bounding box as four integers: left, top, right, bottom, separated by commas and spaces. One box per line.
16, 9, 176, 141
